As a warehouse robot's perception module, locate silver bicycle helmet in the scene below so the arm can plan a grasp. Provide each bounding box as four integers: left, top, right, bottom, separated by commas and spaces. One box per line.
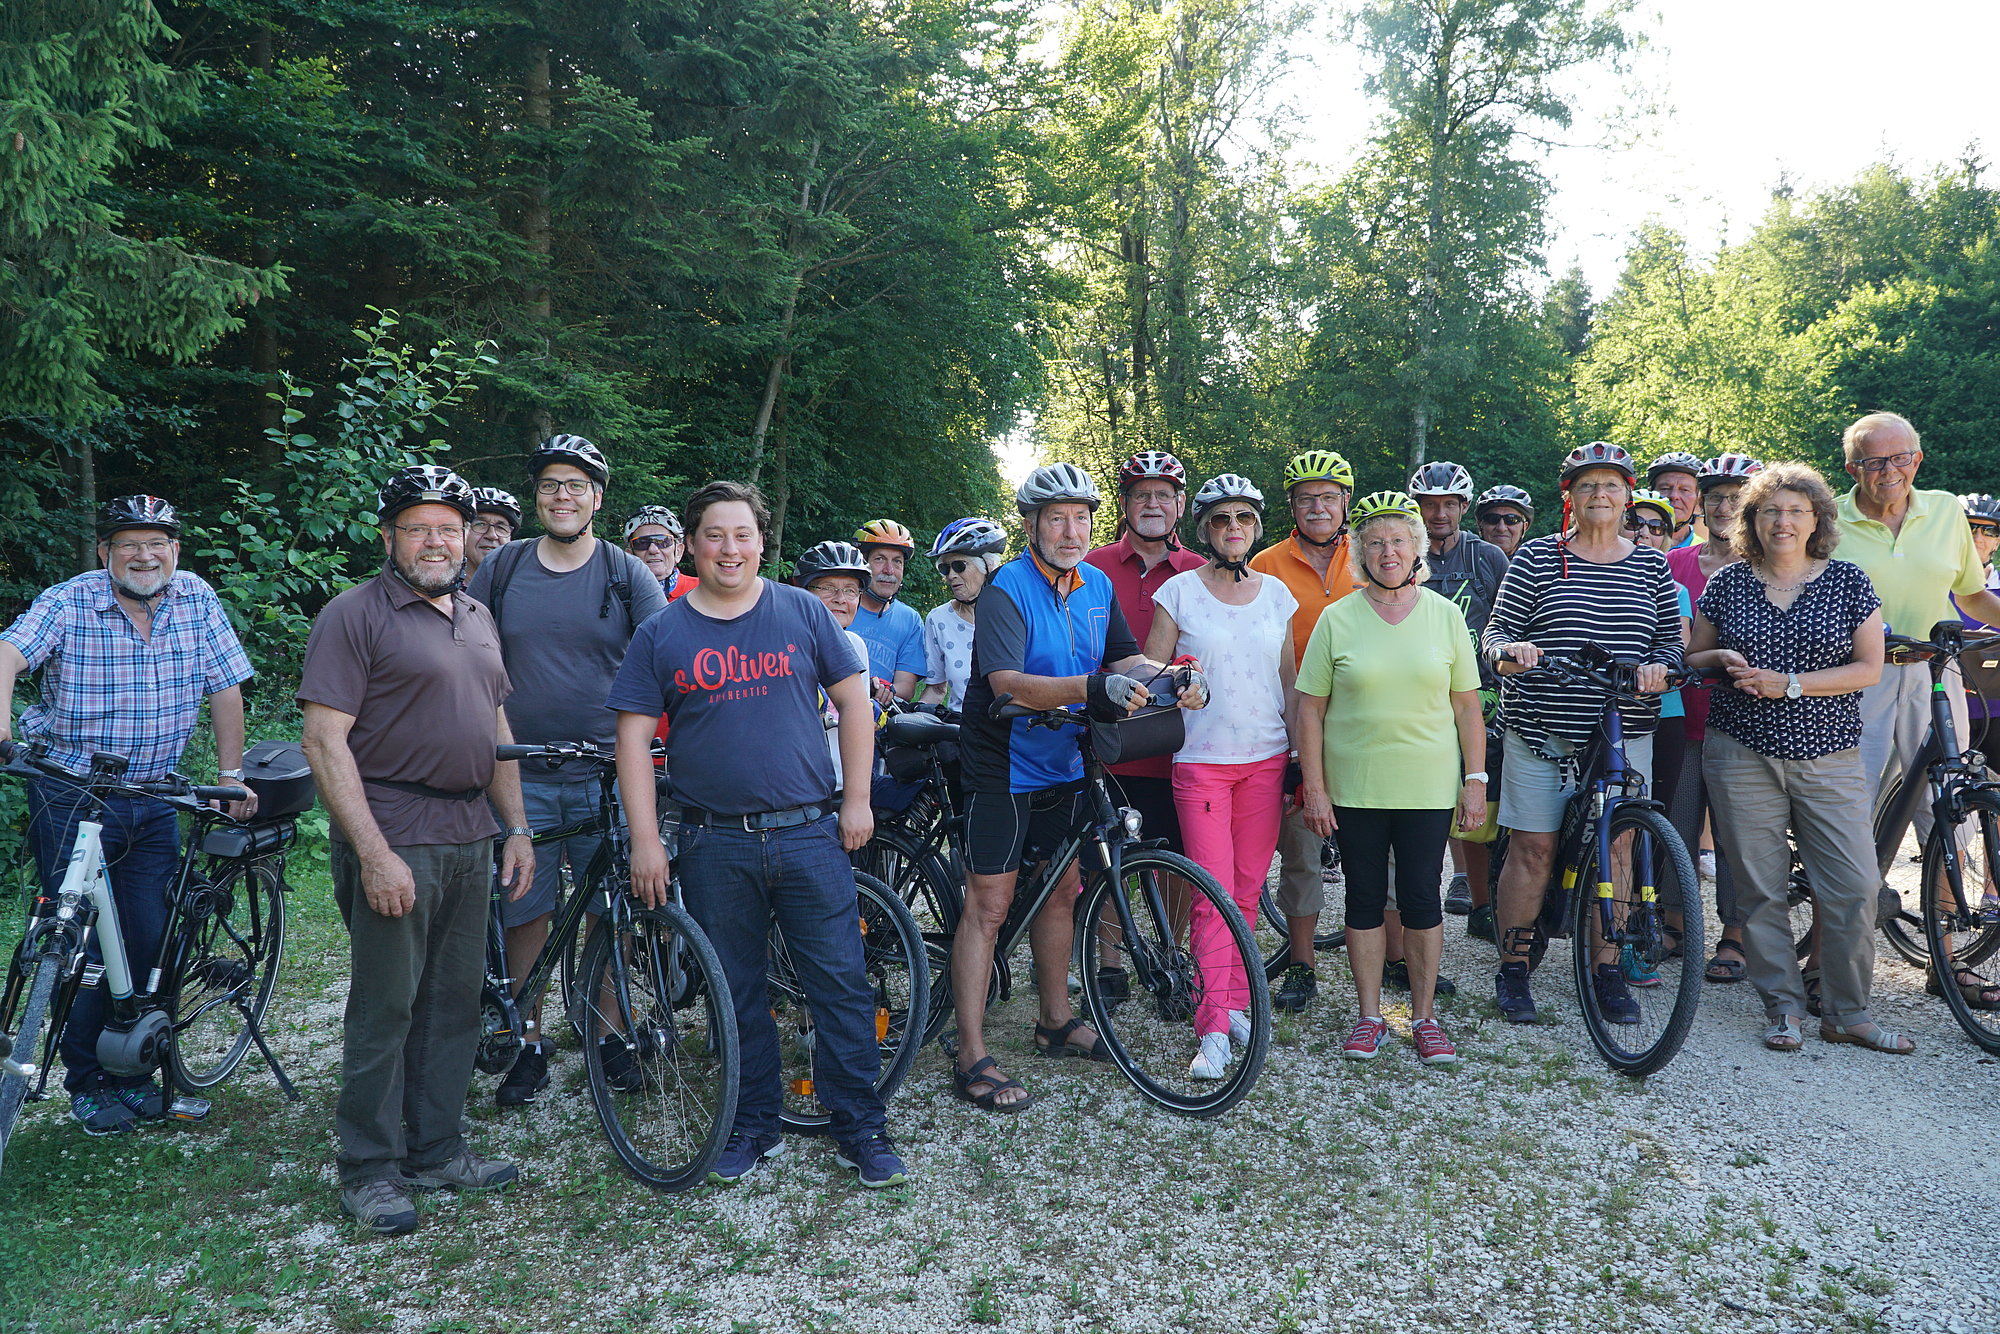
379, 465, 477, 523
624, 505, 683, 542
1015, 462, 1102, 515
1408, 461, 1474, 501
1698, 453, 1764, 492
1475, 484, 1534, 519
527, 434, 609, 486
1645, 450, 1704, 485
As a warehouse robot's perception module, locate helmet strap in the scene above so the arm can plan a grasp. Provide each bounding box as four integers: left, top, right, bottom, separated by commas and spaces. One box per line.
546, 527, 586, 545
1295, 525, 1346, 549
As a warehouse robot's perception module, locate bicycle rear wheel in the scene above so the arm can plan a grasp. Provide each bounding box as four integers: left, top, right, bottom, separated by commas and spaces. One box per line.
1920, 818, 2000, 1052
1078, 849, 1270, 1117
1570, 805, 1702, 1076
0, 952, 62, 1175
852, 828, 959, 1043
169, 860, 287, 1089
771, 871, 929, 1134
578, 902, 738, 1191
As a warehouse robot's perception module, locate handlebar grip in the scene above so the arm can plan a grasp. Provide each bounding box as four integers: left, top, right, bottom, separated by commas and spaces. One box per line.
496, 744, 541, 762
995, 703, 1038, 721
192, 785, 251, 804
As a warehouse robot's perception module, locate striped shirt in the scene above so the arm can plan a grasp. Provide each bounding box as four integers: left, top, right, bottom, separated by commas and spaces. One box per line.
1480, 535, 1684, 759
1, 570, 254, 780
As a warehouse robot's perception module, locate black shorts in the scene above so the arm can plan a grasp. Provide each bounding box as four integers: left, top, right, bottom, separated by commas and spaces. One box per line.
1106, 773, 1182, 853
964, 783, 1089, 876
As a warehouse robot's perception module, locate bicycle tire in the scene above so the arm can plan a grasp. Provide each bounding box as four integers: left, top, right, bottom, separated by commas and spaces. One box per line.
1877, 800, 2000, 969
853, 828, 959, 1042
1569, 805, 1702, 1077
169, 859, 287, 1089
578, 901, 739, 1192
1920, 822, 2000, 1053
1077, 849, 1270, 1117
0, 952, 62, 1175
770, 870, 930, 1134
1255, 886, 1344, 980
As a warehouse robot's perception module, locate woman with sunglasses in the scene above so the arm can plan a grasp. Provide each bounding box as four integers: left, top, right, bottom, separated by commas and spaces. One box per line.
1146, 474, 1298, 1079
919, 518, 1009, 711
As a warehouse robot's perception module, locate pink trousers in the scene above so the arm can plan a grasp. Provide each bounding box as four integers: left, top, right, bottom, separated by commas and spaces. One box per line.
1172, 754, 1288, 1037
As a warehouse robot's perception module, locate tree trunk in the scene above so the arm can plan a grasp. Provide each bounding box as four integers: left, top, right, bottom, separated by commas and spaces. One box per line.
72, 438, 96, 574
745, 276, 799, 484
523, 45, 552, 325
768, 410, 792, 553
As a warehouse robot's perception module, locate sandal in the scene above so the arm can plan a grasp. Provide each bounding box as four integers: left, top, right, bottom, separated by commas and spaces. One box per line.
1032, 1017, 1112, 1062
1762, 1016, 1803, 1051
1704, 939, 1748, 983
1821, 1021, 1915, 1054
1658, 924, 1685, 963
953, 1056, 1033, 1112
1926, 966, 2000, 1011
1803, 969, 1823, 1018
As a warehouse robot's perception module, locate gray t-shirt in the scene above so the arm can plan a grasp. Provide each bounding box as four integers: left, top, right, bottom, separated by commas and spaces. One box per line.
467, 537, 667, 781
1427, 531, 1510, 634
605, 580, 864, 815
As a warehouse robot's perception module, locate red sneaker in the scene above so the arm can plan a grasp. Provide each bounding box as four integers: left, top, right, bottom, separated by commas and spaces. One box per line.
1411, 1017, 1459, 1066
1342, 1016, 1388, 1060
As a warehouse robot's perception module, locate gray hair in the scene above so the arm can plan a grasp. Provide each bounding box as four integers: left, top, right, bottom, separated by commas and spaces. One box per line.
1842, 411, 1920, 464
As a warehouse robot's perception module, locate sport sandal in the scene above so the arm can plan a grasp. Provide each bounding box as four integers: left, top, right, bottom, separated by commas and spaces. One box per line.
1033, 1018, 1111, 1062
953, 1056, 1032, 1113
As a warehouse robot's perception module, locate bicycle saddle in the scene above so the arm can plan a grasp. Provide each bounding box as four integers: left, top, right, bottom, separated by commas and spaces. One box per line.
881, 712, 958, 748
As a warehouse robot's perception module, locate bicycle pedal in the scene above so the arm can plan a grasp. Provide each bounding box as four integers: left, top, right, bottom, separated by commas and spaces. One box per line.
167, 1096, 212, 1122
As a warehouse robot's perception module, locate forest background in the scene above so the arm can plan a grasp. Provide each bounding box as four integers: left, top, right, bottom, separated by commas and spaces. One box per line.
6, 0, 2000, 691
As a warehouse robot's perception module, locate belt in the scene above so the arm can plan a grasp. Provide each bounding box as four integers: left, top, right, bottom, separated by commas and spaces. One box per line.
364, 777, 485, 803
682, 803, 827, 832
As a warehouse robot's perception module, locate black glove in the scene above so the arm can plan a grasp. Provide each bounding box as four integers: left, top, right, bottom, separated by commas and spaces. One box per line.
1086, 672, 1146, 720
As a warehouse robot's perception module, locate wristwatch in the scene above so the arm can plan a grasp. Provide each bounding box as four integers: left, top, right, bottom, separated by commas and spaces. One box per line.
219, 768, 245, 780
504, 827, 535, 839
1785, 673, 1803, 701
1463, 771, 1489, 784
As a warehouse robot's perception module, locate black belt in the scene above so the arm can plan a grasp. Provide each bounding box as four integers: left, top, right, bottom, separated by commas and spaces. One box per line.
364, 778, 485, 803
682, 803, 827, 832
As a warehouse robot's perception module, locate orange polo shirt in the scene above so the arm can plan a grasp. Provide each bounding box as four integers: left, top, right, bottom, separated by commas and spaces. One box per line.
1249, 531, 1361, 668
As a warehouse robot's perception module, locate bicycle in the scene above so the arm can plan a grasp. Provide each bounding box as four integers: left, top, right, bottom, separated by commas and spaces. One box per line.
484, 740, 739, 1192
1494, 647, 1705, 1076
922, 695, 1271, 1117
0, 739, 303, 1174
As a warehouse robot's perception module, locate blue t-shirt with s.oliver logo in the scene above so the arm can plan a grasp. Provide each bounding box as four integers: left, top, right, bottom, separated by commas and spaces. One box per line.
960, 554, 1139, 794
605, 580, 864, 815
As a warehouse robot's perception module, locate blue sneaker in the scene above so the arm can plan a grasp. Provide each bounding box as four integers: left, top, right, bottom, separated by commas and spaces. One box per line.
708, 1131, 783, 1184
1619, 942, 1662, 988
834, 1133, 908, 1189
70, 1089, 138, 1136
1592, 964, 1642, 1024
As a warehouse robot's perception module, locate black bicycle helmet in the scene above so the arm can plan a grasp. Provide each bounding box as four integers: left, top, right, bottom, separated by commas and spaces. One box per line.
1645, 451, 1704, 486
527, 434, 609, 487
1475, 484, 1534, 519
794, 539, 871, 587
471, 487, 522, 528
97, 494, 180, 539
378, 464, 477, 523
624, 505, 683, 542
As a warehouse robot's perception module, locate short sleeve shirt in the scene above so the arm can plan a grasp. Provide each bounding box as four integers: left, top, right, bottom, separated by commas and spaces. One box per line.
297, 570, 511, 846
1697, 560, 1880, 760
1151, 571, 1296, 764
1248, 533, 1363, 668
605, 580, 864, 815
849, 599, 926, 681
1836, 487, 1985, 640
1084, 534, 1206, 779
922, 602, 978, 710
1, 570, 254, 781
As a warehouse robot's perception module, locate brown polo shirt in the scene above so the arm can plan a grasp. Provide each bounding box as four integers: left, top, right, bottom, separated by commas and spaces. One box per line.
298, 568, 511, 847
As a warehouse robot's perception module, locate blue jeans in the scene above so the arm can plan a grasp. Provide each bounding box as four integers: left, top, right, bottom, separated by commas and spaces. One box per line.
505, 778, 606, 928
27, 778, 182, 1093
675, 814, 887, 1143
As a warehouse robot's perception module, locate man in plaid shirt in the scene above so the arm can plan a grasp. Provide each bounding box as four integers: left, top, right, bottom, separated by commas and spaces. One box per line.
0, 495, 255, 1135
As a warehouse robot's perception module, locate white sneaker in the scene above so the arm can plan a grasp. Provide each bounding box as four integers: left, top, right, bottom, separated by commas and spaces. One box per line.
1227, 1010, 1253, 1047
1189, 1031, 1232, 1080
1699, 850, 1717, 881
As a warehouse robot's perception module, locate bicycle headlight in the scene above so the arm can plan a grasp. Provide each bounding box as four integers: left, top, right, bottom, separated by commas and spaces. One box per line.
1121, 807, 1144, 839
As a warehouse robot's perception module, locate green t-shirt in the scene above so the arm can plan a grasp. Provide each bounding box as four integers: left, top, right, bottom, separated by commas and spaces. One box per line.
1296, 589, 1480, 810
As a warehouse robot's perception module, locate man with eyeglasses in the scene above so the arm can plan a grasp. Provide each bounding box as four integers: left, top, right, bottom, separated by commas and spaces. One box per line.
465, 435, 666, 1110
467, 489, 521, 570
1835, 412, 2000, 854
1645, 453, 1705, 549
0, 495, 256, 1137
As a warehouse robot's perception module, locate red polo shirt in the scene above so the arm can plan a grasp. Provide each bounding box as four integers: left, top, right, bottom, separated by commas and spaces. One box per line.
1084, 532, 1205, 779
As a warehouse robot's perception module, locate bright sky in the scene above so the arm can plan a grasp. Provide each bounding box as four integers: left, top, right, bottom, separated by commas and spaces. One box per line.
1292, 0, 2000, 298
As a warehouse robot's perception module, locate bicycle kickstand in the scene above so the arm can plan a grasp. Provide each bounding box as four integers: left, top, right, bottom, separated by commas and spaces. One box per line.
239, 998, 302, 1103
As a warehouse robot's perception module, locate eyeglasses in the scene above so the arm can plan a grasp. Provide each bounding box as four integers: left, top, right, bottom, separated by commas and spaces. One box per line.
1972, 524, 2000, 539
1125, 488, 1178, 507
1569, 481, 1627, 496
938, 559, 979, 576
535, 478, 596, 497
1480, 513, 1527, 527
1291, 492, 1346, 513
393, 523, 466, 542
1624, 515, 1668, 535
1854, 451, 1918, 473
1755, 507, 1816, 523
810, 584, 861, 602
1360, 537, 1415, 553
1205, 510, 1260, 529
470, 519, 512, 536
629, 535, 678, 552
107, 538, 174, 556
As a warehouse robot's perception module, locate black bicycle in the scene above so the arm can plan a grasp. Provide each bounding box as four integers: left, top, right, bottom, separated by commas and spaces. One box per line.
485, 741, 740, 1192
0, 739, 304, 1174
1495, 648, 1705, 1076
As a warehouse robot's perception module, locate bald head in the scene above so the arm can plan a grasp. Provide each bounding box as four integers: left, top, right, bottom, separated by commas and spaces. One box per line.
1842, 411, 1919, 464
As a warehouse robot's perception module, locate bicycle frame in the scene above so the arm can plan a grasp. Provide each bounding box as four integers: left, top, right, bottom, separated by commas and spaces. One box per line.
1554, 702, 1666, 948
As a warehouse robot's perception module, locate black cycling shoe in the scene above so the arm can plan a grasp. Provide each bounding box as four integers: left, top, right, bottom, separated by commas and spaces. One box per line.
1495, 962, 1537, 1023
496, 1043, 551, 1107
114, 1081, 167, 1121
1273, 962, 1317, 1013
1591, 964, 1641, 1025
1094, 966, 1130, 1010
598, 1035, 645, 1093
1382, 960, 1457, 997
1466, 904, 1496, 942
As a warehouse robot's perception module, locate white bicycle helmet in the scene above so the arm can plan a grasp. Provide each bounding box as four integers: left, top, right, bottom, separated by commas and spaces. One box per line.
1645, 451, 1704, 485
929, 517, 1008, 560
623, 505, 682, 542
1015, 462, 1102, 515
1698, 453, 1764, 492
1408, 461, 1474, 501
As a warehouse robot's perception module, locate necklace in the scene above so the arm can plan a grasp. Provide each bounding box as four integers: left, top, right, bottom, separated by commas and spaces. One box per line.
1760, 560, 1822, 593
1364, 589, 1415, 608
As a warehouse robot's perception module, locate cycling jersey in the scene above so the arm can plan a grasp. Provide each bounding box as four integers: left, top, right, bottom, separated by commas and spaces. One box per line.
1424, 531, 1509, 635
960, 554, 1139, 794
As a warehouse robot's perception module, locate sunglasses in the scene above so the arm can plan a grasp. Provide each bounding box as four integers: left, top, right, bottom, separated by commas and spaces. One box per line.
629, 535, 678, 552
1481, 512, 1527, 526
1972, 524, 2000, 539
1624, 515, 1668, 535
1205, 510, 1260, 529
938, 558, 980, 576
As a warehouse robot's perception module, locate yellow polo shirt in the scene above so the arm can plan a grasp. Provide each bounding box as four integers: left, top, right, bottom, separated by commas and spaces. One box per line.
1835, 487, 1984, 639
1249, 532, 1363, 668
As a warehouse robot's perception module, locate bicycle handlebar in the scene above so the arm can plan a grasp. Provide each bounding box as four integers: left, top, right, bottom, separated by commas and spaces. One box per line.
1883, 621, 2000, 663
0, 739, 250, 812
1493, 651, 1710, 697
494, 739, 663, 765
989, 693, 1088, 728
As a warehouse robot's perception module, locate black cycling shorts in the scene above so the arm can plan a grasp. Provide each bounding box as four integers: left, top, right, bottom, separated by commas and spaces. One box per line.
963, 782, 1089, 876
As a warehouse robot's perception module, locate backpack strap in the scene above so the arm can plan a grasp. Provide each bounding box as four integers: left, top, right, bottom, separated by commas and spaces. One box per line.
483, 539, 535, 627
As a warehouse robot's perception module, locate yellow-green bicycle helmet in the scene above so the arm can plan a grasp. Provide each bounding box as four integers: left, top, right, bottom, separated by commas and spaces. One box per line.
1347, 490, 1421, 525
1282, 449, 1354, 492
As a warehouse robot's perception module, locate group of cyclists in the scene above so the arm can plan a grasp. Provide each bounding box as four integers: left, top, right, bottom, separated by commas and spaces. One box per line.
5, 406, 1997, 1235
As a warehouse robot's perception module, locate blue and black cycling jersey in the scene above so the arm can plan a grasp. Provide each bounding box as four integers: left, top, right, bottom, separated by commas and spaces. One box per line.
960, 553, 1139, 794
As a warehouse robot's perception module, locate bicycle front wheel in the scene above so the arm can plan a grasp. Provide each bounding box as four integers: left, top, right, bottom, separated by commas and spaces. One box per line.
1570, 805, 1702, 1077
0, 951, 62, 1175
772, 871, 930, 1134
852, 828, 959, 1044
1078, 850, 1270, 1117
578, 902, 739, 1191
169, 860, 287, 1089
1920, 816, 2000, 1053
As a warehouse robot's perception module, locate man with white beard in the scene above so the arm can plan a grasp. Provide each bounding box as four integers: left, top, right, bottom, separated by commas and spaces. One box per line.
0, 494, 257, 1134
